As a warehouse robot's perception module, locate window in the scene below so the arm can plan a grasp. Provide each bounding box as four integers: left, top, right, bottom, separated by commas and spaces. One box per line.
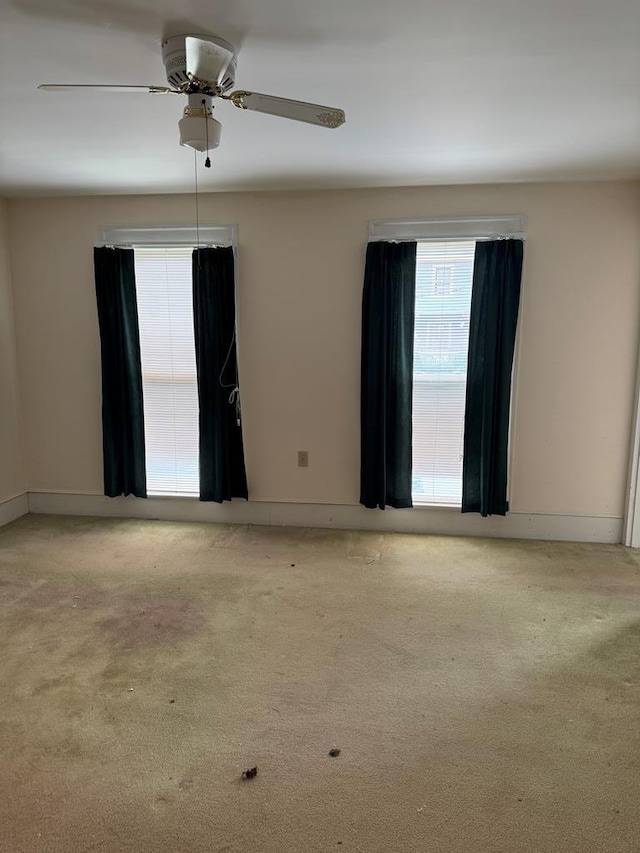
412, 241, 475, 506
369, 216, 524, 507
134, 247, 200, 496
100, 224, 236, 499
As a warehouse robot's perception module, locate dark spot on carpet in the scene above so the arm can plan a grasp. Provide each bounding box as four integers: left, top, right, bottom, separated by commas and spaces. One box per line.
31, 674, 73, 697
589, 621, 640, 680
99, 593, 206, 649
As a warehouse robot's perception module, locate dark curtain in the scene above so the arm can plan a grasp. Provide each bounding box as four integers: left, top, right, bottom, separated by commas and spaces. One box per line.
93, 247, 147, 498
192, 247, 248, 502
360, 240, 417, 509
462, 239, 524, 516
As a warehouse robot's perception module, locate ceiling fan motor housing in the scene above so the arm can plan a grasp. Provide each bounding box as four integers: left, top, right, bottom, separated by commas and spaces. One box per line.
161, 34, 237, 91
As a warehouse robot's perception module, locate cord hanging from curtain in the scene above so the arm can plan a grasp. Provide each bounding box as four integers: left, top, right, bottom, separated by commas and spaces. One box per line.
360, 240, 417, 509
462, 238, 524, 516
192, 246, 248, 502
93, 247, 147, 498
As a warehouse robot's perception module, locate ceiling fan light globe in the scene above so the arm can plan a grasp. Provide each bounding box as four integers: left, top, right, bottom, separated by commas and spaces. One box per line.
178, 115, 222, 153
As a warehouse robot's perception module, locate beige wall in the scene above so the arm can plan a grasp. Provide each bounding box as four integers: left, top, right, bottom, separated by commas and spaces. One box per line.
0, 198, 25, 502
8, 181, 640, 518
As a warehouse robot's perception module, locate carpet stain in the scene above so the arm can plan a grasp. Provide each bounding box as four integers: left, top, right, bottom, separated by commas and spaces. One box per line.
589, 620, 640, 679
30, 673, 74, 697
98, 592, 206, 650
152, 793, 175, 811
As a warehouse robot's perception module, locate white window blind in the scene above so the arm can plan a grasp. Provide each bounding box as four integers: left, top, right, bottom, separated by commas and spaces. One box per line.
134, 247, 200, 497
412, 240, 475, 506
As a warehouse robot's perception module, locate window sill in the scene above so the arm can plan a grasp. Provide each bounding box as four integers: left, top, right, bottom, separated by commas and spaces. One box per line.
147, 492, 200, 499
412, 501, 462, 510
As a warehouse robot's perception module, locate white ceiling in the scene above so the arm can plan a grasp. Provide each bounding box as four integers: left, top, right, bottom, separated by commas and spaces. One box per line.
0, 0, 638, 196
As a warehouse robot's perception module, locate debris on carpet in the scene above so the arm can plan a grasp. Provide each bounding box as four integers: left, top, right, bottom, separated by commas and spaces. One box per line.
241, 766, 258, 780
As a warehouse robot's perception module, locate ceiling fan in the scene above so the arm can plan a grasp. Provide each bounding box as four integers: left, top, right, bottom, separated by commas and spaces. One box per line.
38, 34, 346, 156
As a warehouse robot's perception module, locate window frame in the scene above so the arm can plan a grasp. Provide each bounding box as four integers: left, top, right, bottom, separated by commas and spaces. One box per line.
100, 225, 236, 249
369, 216, 525, 243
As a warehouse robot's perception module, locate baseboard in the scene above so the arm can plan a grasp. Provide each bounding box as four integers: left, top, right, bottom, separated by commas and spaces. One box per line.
0, 493, 29, 528
25, 492, 623, 544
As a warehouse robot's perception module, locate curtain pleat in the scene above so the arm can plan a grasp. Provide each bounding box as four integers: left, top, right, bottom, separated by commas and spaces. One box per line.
360, 241, 417, 509
192, 247, 248, 502
93, 247, 147, 498
462, 239, 524, 516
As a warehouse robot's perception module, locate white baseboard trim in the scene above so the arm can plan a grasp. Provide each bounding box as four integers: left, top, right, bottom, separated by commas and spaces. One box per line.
26, 492, 623, 544
0, 493, 29, 528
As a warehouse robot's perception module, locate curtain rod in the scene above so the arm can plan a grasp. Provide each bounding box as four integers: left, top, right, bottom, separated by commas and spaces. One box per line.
368, 234, 526, 243
95, 242, 233, 249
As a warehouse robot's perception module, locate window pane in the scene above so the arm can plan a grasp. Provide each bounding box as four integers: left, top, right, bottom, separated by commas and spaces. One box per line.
134, 247, 199, 497
412, 241, 475, 505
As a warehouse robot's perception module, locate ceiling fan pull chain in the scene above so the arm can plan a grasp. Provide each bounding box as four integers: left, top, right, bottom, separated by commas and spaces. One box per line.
194, 149, 201, 265
203, 98, 212, 168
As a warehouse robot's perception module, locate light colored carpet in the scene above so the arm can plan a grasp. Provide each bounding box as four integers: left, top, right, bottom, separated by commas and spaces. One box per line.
0, 514, 639, 853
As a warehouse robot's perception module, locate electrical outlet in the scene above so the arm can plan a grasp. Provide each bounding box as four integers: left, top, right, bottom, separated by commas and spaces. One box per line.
297, 450, 309, 468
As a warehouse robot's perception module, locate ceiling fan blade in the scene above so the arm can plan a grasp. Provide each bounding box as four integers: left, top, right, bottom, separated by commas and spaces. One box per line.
185, 37, 234, 86
231, 91, 345, 128
38, 84, 174, 94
